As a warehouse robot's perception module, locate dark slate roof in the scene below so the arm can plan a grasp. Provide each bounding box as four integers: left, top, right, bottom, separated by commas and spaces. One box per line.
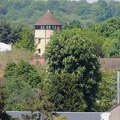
6, 111, 43, 120
55, 112, 102, 120
34, 10, 62, 26
6, 111, 102, 120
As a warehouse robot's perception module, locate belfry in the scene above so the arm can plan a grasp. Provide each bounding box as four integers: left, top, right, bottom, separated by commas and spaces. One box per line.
34, 10, 62, 56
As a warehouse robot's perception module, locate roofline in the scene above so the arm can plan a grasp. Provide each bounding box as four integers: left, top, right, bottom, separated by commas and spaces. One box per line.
33, 24, 63, 26
34, 11, 63, 26
107, 103, 120, 112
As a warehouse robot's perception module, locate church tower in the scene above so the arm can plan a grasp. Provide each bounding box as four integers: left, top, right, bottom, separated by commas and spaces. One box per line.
34, 10, 62, 56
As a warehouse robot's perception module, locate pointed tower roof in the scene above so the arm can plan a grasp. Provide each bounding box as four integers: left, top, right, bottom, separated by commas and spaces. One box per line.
34, 11, 62, 26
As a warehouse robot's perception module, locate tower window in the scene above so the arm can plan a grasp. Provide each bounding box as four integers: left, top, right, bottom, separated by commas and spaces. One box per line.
38, 49, 41, 53
46, 26, 49, 29
35, 26, 38, 29
42, 26, 45, 29
55, 26, 57, 30
38, 39, 41, 43
35, 26, 41, 29
48, 26, 51, 29
51, 26, 55, 30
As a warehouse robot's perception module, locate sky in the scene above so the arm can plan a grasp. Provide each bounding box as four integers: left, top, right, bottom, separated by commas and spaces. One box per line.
71, 0, 98, 3
86, 0, 98, 3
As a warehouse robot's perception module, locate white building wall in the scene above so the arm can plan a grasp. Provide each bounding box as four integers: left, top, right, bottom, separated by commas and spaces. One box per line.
35, 29, 54, 56
35, 29, 54, 39
0, 42, 12, 53
101, 112, 110, 120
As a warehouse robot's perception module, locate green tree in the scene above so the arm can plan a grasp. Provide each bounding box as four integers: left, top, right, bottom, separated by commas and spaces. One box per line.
0, 19, 13, 44
4, 61, 54, 119
4, 62, 17, 79
71, 29, 105, 57
63, 27, 105, 57
94, 69, 116, 111
102, 38, 120, 58
62, 20, 82, 30
4, 60, 41, 87
0, 20, 22, 44
0, 80, 6, 117
14, 27, 34, 52
45, 29, 101, 111
47, 73, 87, 112
11, 24, 23, 43
0, 79, 11, 120
22, 84, 54, 120
89, 18, 120, 38
5, 78, 36, 111
0, 48, 33, 63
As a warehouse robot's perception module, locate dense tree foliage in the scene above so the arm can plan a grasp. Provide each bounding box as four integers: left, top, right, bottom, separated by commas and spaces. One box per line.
0, 48, 33, 63
0, 0, 120, 114
0, 20, 34, 52
89, 18, 120, 38
14, 27, 35, 52
94, 69, 116, 111
0, 0, 120, 27
62, 20, 82, 30
45, 29, 102, 111
102, 38, 120, 57
63, 22, 105, 57
3, 61, 54, 119
48, 73, 87, 112
0, 80, 6, 117
0, 20, 12, 43
4, 60, 41, 87
4, 61, 40, 110
0, 79, 12, 120
89, 17, 120, 57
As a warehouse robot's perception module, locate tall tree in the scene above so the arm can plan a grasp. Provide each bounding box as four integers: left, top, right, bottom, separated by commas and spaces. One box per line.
0, 20, 22, 44
102, 37, 120, 57
0, 79, 11, 120
14, 27, 35, 52
4, 61, 54, 119
62, 20, 82, 30
0, 48, 33, 63
0, 19, 12, 44
47, 73, 87, 112
4, 60, 41, 87
0, 80, 6, 117
89, 18, 120, 38
94, 69, 116, 111
45, 29, 102, 111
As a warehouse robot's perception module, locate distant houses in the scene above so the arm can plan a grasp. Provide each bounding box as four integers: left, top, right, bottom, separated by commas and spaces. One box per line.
0, 42, 12, 53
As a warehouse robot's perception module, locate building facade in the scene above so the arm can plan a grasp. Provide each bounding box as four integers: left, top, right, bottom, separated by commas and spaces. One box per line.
34, 10, 62, 56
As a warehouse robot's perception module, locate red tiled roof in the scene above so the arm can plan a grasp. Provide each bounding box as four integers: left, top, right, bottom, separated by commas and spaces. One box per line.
34, 11, 62, 26
30, 56, 46, 65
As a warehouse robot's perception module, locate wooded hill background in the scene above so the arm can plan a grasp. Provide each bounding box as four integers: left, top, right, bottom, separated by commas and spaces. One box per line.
0, 0, 120, 27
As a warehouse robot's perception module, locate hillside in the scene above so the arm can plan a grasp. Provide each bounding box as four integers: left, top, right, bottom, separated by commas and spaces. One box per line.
0, 0, 120, 27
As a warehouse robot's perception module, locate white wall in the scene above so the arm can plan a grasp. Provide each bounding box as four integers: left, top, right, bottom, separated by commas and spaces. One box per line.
101, 112, 110, 120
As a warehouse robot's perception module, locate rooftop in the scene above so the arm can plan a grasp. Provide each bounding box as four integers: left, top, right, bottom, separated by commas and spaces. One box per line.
34, 10, 62, 26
